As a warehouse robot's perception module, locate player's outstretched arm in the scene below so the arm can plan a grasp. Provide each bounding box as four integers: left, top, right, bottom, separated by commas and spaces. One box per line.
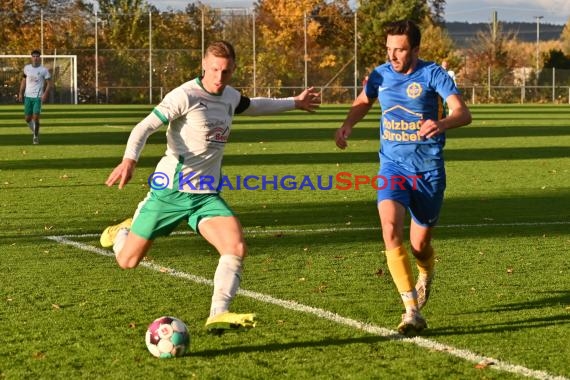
293, 87, 321, 113
105, 158, 137, 189
239, 87, 320, 116
106, 111, 165, 189
335, 90, 374, 149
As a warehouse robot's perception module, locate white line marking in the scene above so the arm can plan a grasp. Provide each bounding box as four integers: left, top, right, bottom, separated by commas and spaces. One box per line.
46, 234, 569, 380
46, 220, 570, 240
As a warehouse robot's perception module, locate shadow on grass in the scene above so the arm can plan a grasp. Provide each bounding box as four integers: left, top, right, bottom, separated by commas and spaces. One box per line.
4, 189, 567, 243
0, 124, 375, 145
426, 314, 570, 337
0, 152, 380, 170
189, 335, 392, 358
2, 123, 570, 147
486, 291, 570, 312
2, 144, 570, 171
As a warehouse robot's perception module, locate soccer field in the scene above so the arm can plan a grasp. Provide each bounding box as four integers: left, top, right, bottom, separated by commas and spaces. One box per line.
1, 104, 569, 379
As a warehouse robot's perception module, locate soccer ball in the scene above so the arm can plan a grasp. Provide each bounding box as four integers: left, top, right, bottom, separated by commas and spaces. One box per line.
145, 316, 190, 358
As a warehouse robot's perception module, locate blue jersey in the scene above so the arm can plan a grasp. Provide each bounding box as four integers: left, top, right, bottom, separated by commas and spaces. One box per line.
366, 60, 459, 173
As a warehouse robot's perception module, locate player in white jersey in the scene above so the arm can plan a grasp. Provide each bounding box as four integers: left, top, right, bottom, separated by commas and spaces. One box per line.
100, 41, 320, 335
18, 50, 52, 145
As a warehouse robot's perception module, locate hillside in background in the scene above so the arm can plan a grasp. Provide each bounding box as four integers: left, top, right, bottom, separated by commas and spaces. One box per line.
445, 21, 564, 49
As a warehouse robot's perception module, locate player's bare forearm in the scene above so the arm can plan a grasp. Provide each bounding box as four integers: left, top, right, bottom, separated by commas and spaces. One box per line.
419, 96, 471, 139
18, 81, 25, 102
442, 95, 472, 130
335, 92, 374, 149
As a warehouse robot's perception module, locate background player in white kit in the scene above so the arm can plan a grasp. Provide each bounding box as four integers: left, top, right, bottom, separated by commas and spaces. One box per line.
18, 50, 52, 145
100, 40, 321, 334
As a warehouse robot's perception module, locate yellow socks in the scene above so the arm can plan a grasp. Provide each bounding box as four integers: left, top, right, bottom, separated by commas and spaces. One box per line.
385, 245, 418, 313
415, 245, 435, 277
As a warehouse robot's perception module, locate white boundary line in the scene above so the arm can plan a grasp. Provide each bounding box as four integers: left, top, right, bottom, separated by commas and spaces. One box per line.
45, 219, 570, 240
45, 228, 569, 380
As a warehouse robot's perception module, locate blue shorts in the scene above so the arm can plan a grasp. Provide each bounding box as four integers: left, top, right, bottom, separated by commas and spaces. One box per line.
376, 162, 446, 227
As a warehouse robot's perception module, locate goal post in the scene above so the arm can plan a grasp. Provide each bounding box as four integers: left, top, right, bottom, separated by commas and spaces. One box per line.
0, 55, 78, 104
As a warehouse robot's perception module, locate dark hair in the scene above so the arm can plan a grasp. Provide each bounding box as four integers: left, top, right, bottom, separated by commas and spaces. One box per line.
385, 20, 421, 49
205, 41, 236, 62
31, 49, 41, 56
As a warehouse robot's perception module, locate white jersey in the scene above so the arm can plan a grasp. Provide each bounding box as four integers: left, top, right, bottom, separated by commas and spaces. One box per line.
23, 64, 51, 98
123, 77, 295, 193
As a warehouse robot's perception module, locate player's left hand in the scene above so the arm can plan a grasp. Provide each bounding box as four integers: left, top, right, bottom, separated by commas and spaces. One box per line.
294, 87, 321, 112
419, 119, 445, 140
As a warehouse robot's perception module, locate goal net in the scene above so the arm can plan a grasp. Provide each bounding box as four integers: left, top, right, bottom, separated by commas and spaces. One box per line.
0, 55, 77, 104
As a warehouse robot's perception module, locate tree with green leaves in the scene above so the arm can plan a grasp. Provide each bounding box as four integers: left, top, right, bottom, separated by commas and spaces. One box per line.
357, 0, 428, 70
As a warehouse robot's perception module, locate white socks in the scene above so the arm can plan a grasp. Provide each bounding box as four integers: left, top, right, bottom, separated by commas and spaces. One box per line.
210, 255, 243, 317
112, 228, 129, 257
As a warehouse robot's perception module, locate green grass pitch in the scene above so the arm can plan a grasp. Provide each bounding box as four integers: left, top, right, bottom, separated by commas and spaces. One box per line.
0, 103, 569, 379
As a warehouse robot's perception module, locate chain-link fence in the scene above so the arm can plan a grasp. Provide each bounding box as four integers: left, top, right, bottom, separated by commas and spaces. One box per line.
460, 67, 570, 104
1, 8, 569, 104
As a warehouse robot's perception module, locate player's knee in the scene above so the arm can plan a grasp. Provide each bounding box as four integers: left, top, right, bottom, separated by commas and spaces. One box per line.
411, 242, 431, 259
381, 225, 402, 246
224, 240, 246, 258
233, 241, 247, 258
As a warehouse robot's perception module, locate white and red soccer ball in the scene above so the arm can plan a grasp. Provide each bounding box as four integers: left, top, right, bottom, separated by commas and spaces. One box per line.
145, 316, 190, 358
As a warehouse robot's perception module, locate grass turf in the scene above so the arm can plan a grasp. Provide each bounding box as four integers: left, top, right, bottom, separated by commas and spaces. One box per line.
0, 103, 568, 379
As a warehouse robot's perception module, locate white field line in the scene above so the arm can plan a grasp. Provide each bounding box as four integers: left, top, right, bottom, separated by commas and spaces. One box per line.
47, 219, 570, 240
46, 230, 569, 380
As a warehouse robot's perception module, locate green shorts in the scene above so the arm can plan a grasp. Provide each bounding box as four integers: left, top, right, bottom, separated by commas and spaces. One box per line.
130, 189, 235, 240
24, 97, 42, 116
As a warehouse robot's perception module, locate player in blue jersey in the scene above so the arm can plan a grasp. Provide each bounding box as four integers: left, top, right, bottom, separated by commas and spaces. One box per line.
335, 20, 471, 335
18, 50, 52, 145
100, 41, 320, 335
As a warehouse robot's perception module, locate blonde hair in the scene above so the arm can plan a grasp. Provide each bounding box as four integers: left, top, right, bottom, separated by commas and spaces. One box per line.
205, 41, 236, 62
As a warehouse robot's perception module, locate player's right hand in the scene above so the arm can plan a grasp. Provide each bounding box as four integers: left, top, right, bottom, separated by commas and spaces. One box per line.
105, 158, 137, 189
334, 125, 352, 149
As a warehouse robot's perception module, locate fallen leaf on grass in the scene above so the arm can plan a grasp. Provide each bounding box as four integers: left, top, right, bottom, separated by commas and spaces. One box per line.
32, 351, 46, 360
313, 283, 328, 293
475, 358, 495, 369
